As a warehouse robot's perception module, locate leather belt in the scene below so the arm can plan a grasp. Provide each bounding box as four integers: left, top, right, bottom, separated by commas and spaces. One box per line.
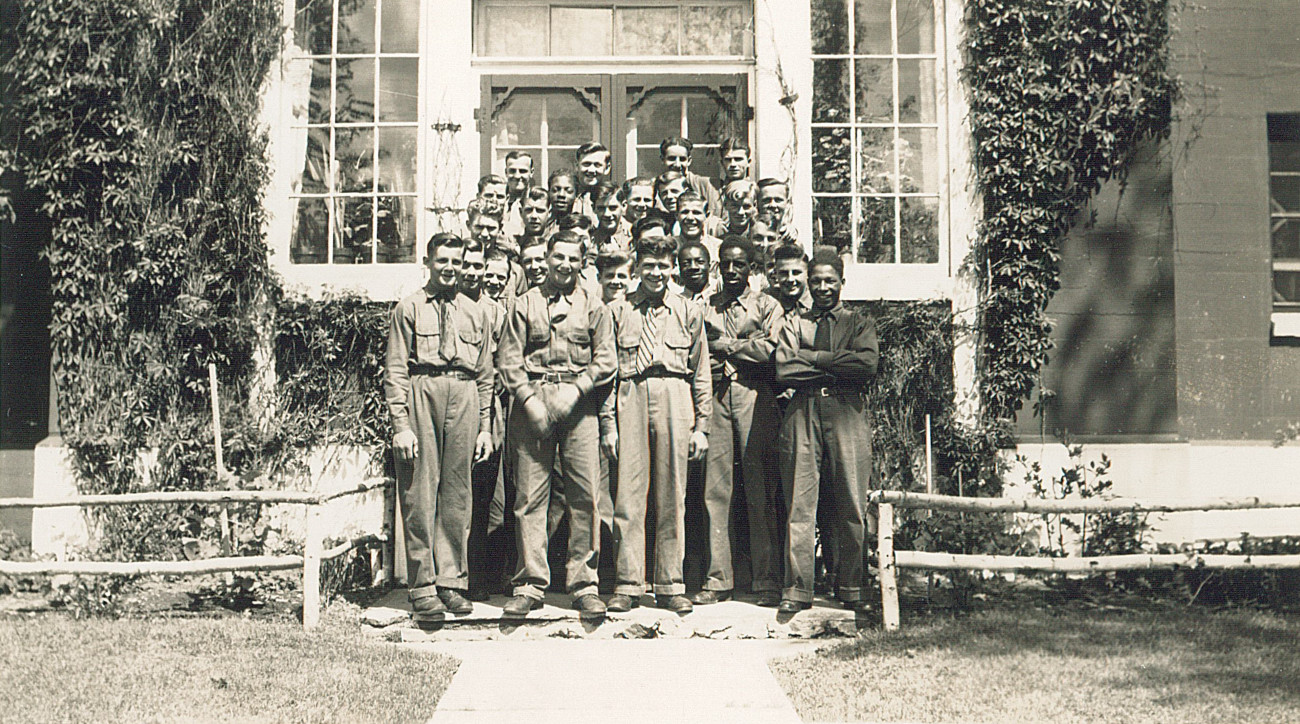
628, 368, 689, 382
799, 385, 863, 398
409, 365, 476, 380
528, 371, 582, 384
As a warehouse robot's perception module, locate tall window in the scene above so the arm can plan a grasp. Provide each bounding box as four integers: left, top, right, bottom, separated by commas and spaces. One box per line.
1270, 114, 1300, 309
810, 0, 944, 264
289, 0, 421, 264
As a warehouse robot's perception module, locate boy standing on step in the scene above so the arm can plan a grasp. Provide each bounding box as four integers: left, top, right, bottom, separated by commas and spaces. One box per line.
385, 233, 495, 624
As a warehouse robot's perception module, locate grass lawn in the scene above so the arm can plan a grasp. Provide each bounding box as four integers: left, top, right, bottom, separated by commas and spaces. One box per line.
772, 606, 1300, 723
0, 612, 457, 723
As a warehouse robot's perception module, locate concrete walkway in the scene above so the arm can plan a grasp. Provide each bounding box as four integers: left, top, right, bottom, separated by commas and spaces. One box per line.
406, 638, 817, 723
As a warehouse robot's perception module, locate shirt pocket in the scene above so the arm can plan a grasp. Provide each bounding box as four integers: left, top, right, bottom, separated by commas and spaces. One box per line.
617, 324, 642, 373
567, 328, 592, 366
663, 326, 693, 371
457, 324, 483, 365
414, 313, 443, 362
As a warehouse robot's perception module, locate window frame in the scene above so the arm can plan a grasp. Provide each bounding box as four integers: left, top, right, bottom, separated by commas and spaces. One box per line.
1269, 112, 1300, 313
809, 0, 949, 268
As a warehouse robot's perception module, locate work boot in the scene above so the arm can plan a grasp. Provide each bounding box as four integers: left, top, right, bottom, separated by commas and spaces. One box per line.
502, 594, 542, 618
573, 594, 607, 620
438, 589, 474, 616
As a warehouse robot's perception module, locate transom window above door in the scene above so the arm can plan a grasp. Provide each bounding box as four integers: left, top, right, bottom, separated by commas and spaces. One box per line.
475, 1, 753, 58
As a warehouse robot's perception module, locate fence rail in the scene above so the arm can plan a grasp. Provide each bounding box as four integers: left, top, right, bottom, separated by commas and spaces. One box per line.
873, 491, 1300, 632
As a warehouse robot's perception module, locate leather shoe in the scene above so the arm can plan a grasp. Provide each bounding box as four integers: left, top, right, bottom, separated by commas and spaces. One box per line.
502, 595, 542, 618
754, 590, 781, 607
841, 598, 872, 612
777, 598, 811, 614
411, 594, 447, 623
690, 589, 732, 605
573, 594, 607, 619
657, 594, 693, 614
438, 589, 474, 615
606, 594, 638, 612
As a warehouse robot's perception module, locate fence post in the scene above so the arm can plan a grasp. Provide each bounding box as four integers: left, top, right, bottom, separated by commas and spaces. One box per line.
878, 502, 900, 632
302, 504, 324, 630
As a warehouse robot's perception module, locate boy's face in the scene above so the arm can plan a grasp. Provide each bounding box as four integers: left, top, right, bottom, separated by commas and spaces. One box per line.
522, 197, 549, 235
718, 246, 752, 294
545, 240, 583, 289
460, 249, 485, 295
662, 144, 691, 174
470, 215, 501, 247
483, 258, 510, 299
426, 243, 465, 292
596, 196, 624, 231
676, 200, 707, 239
637, 253, 675, 295
505, 157, 533, 195
549, 176, 576, 214
521, 244, 548, 288
577, 151, 610, 189
773, 258, 807, 302
598, 261, 633, 303
659, 178, 687, 214
722, 149, 750, 181
758, 184, 790, 219
479, 182, 508, 212
808, 262, 843, 310
725, 192, 757, 227
626, 185, 654, 220
677, 246, 710, 290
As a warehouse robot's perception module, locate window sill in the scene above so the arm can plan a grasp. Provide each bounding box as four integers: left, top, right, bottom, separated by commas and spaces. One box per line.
274, 261, 427, 302
1271, 311, 1300, 342
841, 263, 952, 302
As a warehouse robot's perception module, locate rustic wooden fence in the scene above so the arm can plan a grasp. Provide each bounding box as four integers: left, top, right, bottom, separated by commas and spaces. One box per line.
870, 490, 1300, 631
0, 481, 391, 628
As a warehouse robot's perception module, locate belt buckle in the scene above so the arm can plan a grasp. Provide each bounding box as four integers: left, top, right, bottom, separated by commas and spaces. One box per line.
817, 387, 832, 397
543, 372, 562, 384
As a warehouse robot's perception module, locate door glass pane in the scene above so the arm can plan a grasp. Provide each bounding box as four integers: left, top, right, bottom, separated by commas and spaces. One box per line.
634, 148, 661, 179
855, 59, 892, 123
378, 58, 418, 121
683, 6, 745, 55
898, 127, 937, 193
381, 0, 419, 53
900, 197, 939, 263
294, 0, 332, 55
1272, 176, 1300, 213
336, 58, 375, 123
376, 196, 416, 262
615, 8, 678, 55
1276, 271, 1300, 305
484, 5, 547, 56
338, 0, 376, 54
548, 149, 578, 177
628, 87, 683, 145
684, 90, 737, 142
897, 0, 935, 54
492, 90, 544, 146
552, 7, 611, 56
898, 59, 937, 123
857, 197, 896, 263
378, 127, 417, 193
811, 0, 848, 55
547, 90, 602, 145
489, 87, 602, 181
291, 197, 329, 264
855, 0, 892, 54
1274, 220, 1300, 260
334, 197, 374, 263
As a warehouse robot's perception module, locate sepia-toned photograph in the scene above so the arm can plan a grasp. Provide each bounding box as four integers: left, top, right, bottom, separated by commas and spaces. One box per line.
1, 0, 1298, 721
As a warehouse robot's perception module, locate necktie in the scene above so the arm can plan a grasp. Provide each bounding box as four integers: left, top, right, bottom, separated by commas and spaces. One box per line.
813, 311, 832, 352
722, 301, 740, 379
439, 296, 458, 362
634, 303, 664, 375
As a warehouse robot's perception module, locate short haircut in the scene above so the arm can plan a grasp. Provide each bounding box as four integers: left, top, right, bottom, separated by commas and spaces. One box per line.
426, 232, 465, 259
504, 150, 533, 166
520, 237, 548, 254
631, 211, 672, 241
659, 136, 694, 156
623, 177, 655, 196
576, 142, 609, 160
485, 247, 509, 264
464, 237, 485, 254
636, 235, 679, 260
675, 189, 705, 210
654, 169, 685, 194
593, 180, 623, 205
772, 243, 807, 266
524, 186, 551, 205
808, 244, 844, 278
677, 239, 709, 263
548, 168, 577, 186
548, 229, 586, 252
466, 198, 502, 224
723, 179, 758, 203
594, 250, 632, 274
720, 137, 750, 157
477, 174, 507, 193
556, 213, 594, 231
757, 177, 789, 192
718, 235, 757, 264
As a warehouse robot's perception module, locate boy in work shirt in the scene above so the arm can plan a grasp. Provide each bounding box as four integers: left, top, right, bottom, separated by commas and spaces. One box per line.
695, 236, 785, 607
497, 230, 618, 619
660, 136, 722, 218
774, 246, 878, 615
385, 233, 495, 622
606, 235, 712, 614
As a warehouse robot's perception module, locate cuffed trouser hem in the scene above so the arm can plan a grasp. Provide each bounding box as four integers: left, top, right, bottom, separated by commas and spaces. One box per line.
704, 580, 733, 591
652, 583, 686, 596
511, 584, 545, 600
614, 583, 647, 597
836, 586, 863, 602
782, 586, 813, 603
751, 580, 781, 593
568, 583, 598, 598
436, 577, 468, 590
408, 584, 439, 602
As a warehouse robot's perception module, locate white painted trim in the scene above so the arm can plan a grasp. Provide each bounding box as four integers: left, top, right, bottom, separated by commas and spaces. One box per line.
1272, 311, 1300, 338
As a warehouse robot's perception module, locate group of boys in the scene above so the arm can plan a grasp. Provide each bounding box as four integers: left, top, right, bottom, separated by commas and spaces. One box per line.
384, 136, 878, 624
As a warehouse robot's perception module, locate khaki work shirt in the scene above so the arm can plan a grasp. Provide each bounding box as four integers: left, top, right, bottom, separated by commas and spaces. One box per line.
705, 286, 783, 382
384, 288, 495, 435
498, 281, 617, 406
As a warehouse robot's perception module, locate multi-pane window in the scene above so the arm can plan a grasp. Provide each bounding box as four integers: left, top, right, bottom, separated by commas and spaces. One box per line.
1270, 114, 1300, 309
475, 1, 752, 58
810, 0, 944, 264
289, 0, 421, 264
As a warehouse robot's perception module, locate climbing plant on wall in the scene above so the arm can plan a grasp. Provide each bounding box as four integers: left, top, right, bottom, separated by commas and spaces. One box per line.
964, 0, 1178, 421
